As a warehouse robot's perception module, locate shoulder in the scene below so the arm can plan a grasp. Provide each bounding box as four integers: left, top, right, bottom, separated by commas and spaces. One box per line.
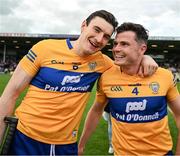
89, 53, 113, 72
32, 39, 66, 52
156, 67, 173, 76
101, 54, 113, 69
155, 67, 174, 83
102, 54, 113, 63
101, 64, 118, 76
36, 39, 65, 46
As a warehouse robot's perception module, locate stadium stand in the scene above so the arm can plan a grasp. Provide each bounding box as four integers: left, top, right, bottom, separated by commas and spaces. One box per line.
0, 33, 180, 75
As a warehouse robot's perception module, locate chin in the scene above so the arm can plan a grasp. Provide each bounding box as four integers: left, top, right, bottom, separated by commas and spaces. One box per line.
84, 50, 97, 56
114, 61, 122, 66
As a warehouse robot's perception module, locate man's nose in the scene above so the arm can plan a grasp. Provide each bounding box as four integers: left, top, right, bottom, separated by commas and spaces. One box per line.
113, 45, 121, 52
96, 33, 104, 43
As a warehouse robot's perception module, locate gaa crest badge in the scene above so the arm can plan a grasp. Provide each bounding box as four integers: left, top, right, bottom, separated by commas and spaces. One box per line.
88, 62, 97, 71
149, 82, 160, 94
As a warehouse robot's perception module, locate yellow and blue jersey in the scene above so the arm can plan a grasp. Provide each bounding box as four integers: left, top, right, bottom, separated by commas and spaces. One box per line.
15, 39, 113, 144
96, 65, 179, 155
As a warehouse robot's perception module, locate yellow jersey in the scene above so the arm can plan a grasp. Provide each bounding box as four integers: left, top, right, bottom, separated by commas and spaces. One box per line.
96, 65, 179, 155
16, 39, 113, 144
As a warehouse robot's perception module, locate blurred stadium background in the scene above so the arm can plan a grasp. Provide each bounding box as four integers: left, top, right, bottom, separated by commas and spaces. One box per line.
0, 33, 180, 155
0, 33, 180, 76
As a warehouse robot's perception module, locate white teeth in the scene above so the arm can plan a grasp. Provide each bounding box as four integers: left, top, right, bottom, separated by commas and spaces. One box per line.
91, 42, 97, 47
89, 40, 99, 48
116, 56, 125, 58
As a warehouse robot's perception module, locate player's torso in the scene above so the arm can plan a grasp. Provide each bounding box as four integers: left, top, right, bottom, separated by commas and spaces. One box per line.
16, 39, 112, 144
101, 66, 174, 155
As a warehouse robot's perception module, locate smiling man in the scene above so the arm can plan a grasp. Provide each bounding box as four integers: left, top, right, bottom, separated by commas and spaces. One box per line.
79, 22, 180, 155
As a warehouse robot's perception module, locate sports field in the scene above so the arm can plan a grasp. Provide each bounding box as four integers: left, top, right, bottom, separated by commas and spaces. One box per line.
0, 73, 180, 155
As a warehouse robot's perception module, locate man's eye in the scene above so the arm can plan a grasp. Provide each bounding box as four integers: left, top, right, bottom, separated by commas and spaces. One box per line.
104, 35, 110, 41
113, 42, 118, 46
121, 42, 128, 46
95, 28, 100, 33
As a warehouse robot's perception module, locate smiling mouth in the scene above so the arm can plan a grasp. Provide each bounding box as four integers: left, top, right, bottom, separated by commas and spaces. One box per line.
114, 55, 125, 59
89, 40, 99, 48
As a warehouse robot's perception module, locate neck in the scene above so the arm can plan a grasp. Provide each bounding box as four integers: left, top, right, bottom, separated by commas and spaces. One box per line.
71, 40, 88, 57
121, 66, 139, 75
120, 60, 142, 76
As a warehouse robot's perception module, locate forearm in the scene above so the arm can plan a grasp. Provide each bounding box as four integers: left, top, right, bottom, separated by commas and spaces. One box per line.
0, 64, 32, 144
0, 94, 18, 144
79, 108, 103, 151
175, 115, 180, 155
0, 81, 19, 142
0, 119, 6, 145
175, 131, 180, 155
0, 74, 23, 117
0, 64, 32, 117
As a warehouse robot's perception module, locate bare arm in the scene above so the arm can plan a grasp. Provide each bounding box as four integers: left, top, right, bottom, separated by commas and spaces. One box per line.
0, 64, 33, 144
138, 55, 158, 77
78, 102, 106, 155
168, 95, 180, 155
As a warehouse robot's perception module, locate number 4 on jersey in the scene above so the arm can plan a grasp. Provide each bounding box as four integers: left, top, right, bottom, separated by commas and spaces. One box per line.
132, 87, 139, 95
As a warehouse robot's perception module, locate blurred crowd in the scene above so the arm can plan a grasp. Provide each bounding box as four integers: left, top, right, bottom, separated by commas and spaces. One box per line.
160, 61, 180, 82
0, 58, 18, 74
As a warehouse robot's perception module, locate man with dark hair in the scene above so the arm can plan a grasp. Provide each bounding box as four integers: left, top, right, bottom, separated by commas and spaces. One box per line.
86, 10, 118, 32
79, 22, 180, 155
0, 11, 157, 155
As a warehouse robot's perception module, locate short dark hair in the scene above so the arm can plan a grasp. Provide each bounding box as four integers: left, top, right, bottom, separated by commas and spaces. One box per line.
116, 22, 149, 44
86, 10, 118, 31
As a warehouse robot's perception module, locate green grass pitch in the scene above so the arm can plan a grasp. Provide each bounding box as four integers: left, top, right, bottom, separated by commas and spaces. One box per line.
0, 73, 180, 155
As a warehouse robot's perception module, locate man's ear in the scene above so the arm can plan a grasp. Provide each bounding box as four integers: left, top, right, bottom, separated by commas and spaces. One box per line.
81, 20, 87, 33
140, 44, 147, 55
